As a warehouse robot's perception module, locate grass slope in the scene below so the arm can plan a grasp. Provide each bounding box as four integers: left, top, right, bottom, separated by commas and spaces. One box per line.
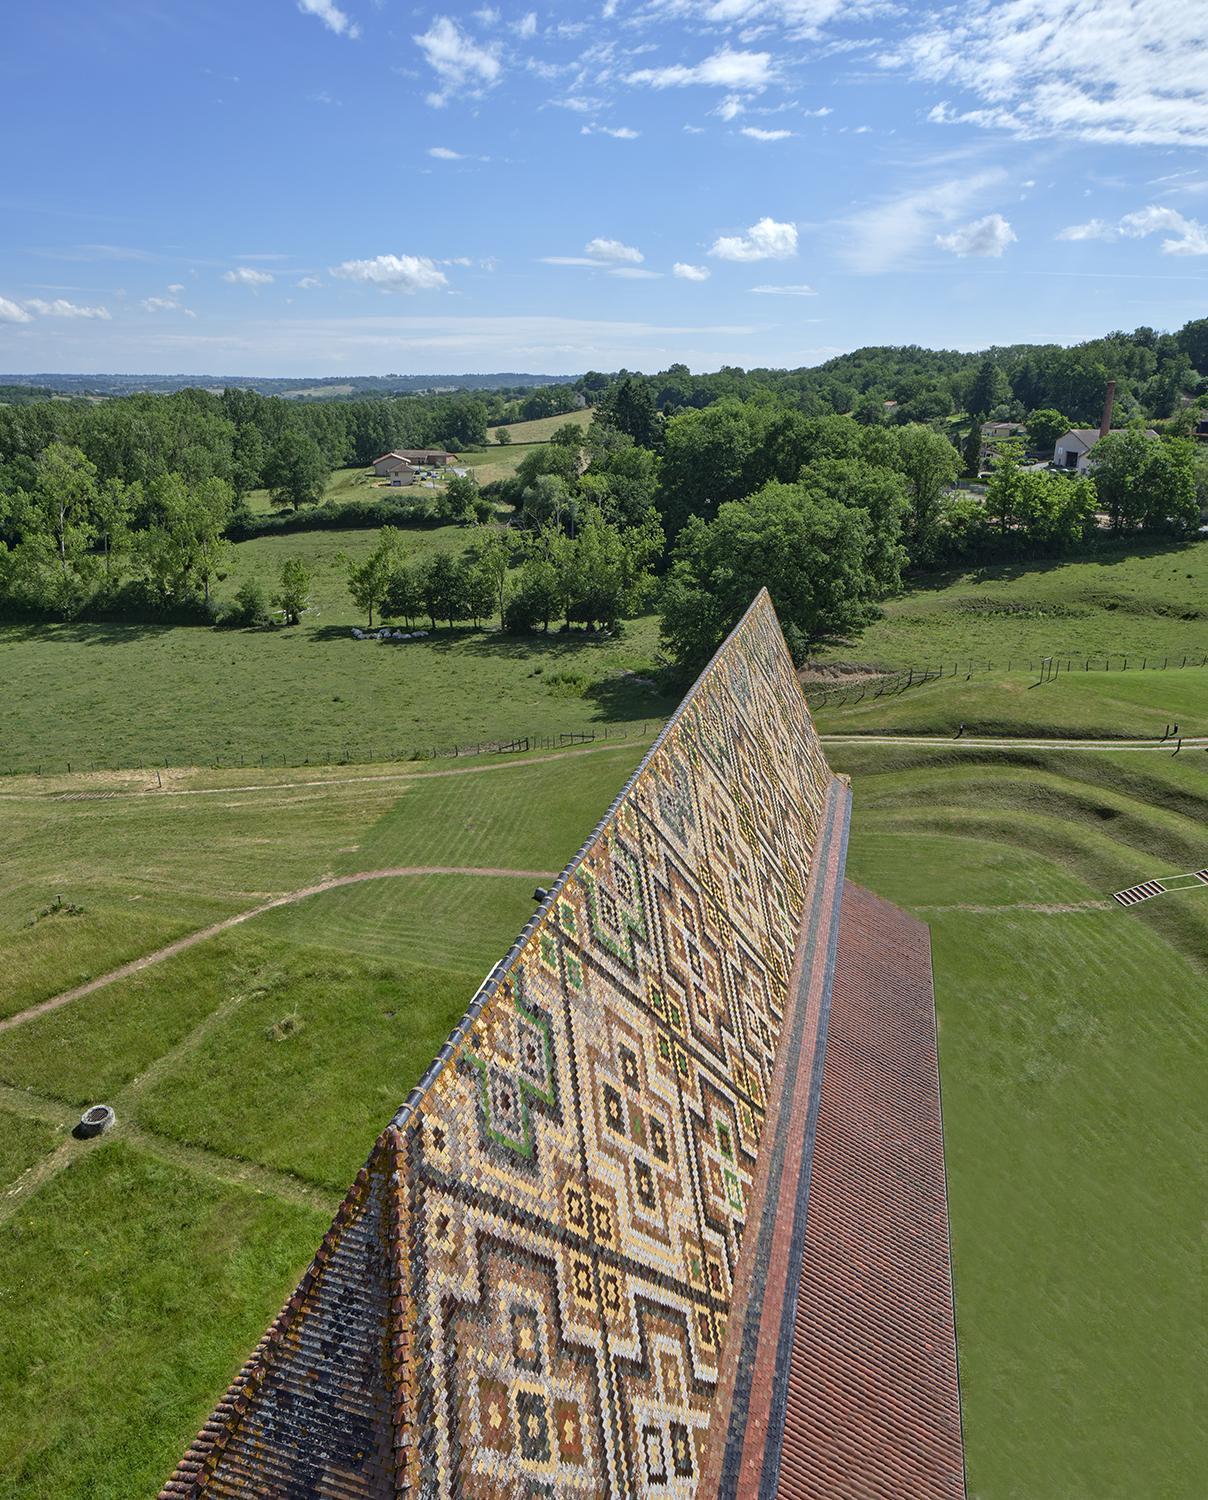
814, 538, 1208, 670
816, 664, 1208, 739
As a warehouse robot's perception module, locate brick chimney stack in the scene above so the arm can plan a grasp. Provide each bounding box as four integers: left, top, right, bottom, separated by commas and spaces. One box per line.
1099, 380, 1116, 439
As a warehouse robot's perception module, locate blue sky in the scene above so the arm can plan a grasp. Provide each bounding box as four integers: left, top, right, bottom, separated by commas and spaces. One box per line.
1, 0, 1206, 375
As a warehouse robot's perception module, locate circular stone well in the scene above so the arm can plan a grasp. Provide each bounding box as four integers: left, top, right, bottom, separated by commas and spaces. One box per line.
78, 1104, 116, 1138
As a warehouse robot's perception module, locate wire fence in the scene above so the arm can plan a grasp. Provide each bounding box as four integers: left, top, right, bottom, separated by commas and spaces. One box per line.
806, 650, 1208, 709
2, 720, 660, 781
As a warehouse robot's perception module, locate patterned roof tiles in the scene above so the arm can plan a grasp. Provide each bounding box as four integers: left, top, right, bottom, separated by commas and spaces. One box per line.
160, 591, 964, 1499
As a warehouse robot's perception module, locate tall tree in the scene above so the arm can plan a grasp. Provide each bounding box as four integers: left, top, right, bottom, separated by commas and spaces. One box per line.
967, 358, 1004, 419
275, 556, 312, 626
660, 483, 875, 672
343, 528, 405, 627
264, 428, 329, 511
896, 426, 960, 558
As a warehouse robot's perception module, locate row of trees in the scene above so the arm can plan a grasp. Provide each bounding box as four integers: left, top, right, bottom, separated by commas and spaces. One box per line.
343, 506, 661, 636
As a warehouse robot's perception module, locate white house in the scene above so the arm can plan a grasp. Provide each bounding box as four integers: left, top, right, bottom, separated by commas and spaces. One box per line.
1053, 426, 1160, 473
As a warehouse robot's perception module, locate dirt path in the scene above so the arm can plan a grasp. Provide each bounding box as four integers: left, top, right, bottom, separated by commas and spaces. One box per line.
0, 865, 553, 1036
822, 734, 1208, 752
911, 900, 1115, 914
0, 739, 647, 803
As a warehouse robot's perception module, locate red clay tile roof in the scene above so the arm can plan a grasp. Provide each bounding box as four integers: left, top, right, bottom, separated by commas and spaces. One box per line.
774, 881, 965, 1500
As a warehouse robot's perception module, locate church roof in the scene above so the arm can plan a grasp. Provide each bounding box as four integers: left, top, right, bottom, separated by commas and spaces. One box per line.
160, 590, 964, 1500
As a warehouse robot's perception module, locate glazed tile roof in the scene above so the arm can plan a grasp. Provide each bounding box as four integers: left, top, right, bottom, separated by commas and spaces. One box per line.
160, 590, 964, 1499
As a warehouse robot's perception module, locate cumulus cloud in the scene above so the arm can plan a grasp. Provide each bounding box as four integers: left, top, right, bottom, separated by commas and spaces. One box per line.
741, 126, 793, 141
24, 298, 111, 319
581, 124, 640, 138
584, 237, 643, 262
673, 262, 710, 281
709, 216, 797, 261
0, 297, 33, 323
415, 16, 501, 105
716, 95, 745, 121
297, 276, 322, 288
224, 266, 274, 286
749, 283, 816, 295
884, 0, 1208, 148
329, 253, 450, 291
1058, 204, 1208, 255
935, 212, 1017, 257
429, 146, 465, 159
627, 47, 774, 90
296, 0, 360, 40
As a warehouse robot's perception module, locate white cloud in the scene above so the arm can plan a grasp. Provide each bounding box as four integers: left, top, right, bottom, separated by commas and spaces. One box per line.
673, 262, 711, 281
141, 296, 196, 316
749, 282, 816, 295
24, 298, 111, 319
297, 276, 322, 288
516, 10, 538, 36
224, 266, 274, 286
581, 123, 640, 138
551, 95, 601, 112
429, 145, 465, 159
935, 212, 1017, 257
1058, 204, 1208, 255
709, 215, 797, 261
0, 297, 33, 323
296, 0, 360, 41
716, 94, 745, 121
803, 105, 831, 117
884, 0, 1208, 148
415, 16, 501, 105
585, 237, 644, 263
329, 253, 450, 291
167, 283, 184, 295
843, 170, 1005, 273
626, 47, 774, 90
741, 126, 793, 141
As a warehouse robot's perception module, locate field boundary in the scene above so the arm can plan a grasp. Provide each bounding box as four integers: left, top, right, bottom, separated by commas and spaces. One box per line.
0, 865, 555, 1035
807, 651, 1208, 708
0, 719, 655, 781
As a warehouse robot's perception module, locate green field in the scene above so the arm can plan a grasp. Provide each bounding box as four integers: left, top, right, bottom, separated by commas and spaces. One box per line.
2, 709, 1204, 1496
814, 537, 1208, 670
816, 663, 1208, 739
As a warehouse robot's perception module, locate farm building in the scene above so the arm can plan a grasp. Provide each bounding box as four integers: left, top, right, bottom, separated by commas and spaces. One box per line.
1053, 382, 1157, 472
160, 592, 965, 1500
397, 447, 458, 467
371, 452, 419, 481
